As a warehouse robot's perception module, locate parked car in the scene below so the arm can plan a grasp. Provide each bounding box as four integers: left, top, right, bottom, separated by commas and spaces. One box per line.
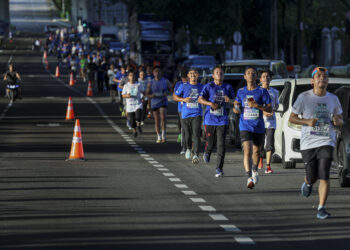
182, 55, 216, 76
271, 77, 350, 169
333, 86, 350, 187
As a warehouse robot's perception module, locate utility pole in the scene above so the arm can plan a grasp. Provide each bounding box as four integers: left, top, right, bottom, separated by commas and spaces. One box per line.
62, 0, 65, 17
270, 0, 278, 59
297, 0, 305, 65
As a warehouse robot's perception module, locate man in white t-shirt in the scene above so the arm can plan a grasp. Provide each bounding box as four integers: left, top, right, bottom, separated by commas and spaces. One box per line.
122, 71, 145, 138
258, 69, 279, 174
289, 67, 343, 220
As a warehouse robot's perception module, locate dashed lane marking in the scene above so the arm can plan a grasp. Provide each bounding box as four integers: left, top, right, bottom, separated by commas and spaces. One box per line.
175, 184, 189, 189
157, 168, 169, 171
169, 178, 181, 182
234, 237, 255, 245
190, 198, 206, 203
220, 225, 241, 233
199, 205, 216, 212
182, 190, 197, 195
209, 214, 228, 221
163, 173, 175, 177
149, 161, 159, 164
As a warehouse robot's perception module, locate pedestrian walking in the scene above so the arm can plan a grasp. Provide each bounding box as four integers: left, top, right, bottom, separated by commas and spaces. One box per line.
198, 66, 235, 177
289, 67, 343, 219
233, 67, 271, 189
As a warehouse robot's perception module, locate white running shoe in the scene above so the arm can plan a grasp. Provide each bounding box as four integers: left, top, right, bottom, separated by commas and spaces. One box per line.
247, 177, 254, 189
185, 149, 191, 159
252, 171, 259, 185
192, 155, 199, 164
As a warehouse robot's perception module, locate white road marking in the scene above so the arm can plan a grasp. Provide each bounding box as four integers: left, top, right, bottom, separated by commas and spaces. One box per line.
175, 184, 188, 189
220, 225, 241, 232
144, 158, 154, 161
36, 123, 61, 127
128, 142, 136, 145
209, 214, 228, 221
140, 154, 150, 157
169, 178, 181, 182
138, 151, 146, 153
199, 205, 216, 212
182, 190, 197, 195
234, 237, 255, 245
163, 173, 175, 177
130, 144, 139, 147
157, 168, 169, 171
149, 161, 159, 164
190, 198, 206, 203
153, 164, 164, 167
134, 148, 143, 150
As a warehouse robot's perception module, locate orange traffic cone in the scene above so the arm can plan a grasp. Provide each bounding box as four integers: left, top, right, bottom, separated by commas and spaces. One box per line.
65, 97, 75, 120
43, 50, 47, 59
55, 65, 60, 78
67, 119, 85, 160
69, 72, 75, 86
45, 59, 49, 70
87, 81, 93, 97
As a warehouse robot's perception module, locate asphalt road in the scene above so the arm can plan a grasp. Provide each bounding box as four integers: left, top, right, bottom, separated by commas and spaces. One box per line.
0, 48, 350, 250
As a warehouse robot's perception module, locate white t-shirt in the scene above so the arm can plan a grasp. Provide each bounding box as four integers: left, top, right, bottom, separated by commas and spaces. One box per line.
122, 82, 144, 113
263, 87, 280, 129
292, 89, 342, 150
108, 69, 115, 85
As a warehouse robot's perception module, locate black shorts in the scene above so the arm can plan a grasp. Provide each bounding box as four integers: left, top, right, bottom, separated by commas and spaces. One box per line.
301, 146, 333, 181
151, 105, 168, 112
110, 84, 117, 91
240, 131, 264, 146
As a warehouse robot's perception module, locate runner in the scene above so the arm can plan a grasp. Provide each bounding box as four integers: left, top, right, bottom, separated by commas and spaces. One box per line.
138, 69, 149, 124
113, 65, 127, 116
173, 70, 188, 154
198, 66, 235, 177
174, 68, 203, 164
146, 66, 171, 143
122, 71, 145, 138
258, 69, 279, 174
289, 67, 343, 219
233, 67, 271, 188
108, 64, 117, 104
79, 54, 87, 82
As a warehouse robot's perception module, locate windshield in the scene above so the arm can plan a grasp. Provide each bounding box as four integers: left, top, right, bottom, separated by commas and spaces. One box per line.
102, 34, 118, 42
292, 84, 344, 105
141, 41, 172, 54
224, 65, 268, 74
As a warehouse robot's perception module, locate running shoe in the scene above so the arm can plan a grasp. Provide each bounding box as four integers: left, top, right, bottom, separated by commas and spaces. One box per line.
258, 158, 263, 169
247, 177, 255, 189
177, 134, 182, 143
161, 138, 166, 143
215, 168, 224, 177
301, 182, 313, 197
265, 166, 273, 174
137, 126, 142, 134
203, 152, 210, 163
156, 138, 161, 143
180, 148, 186, 155
317, 207, 331, 220
121, 111, 126, 117
252, 171, 259, 184
185, 149, 191, 159
192, 155, 199, 164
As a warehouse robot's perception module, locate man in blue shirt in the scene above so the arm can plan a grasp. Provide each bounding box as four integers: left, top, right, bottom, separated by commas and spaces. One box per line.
233, 67, 272, 189
173, 71, 188, 154
198, 66, 235, 177
174, 68, 204, 164
113, 65, 127, 115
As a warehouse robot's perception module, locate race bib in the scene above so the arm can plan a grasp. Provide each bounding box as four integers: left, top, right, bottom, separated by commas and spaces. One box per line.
310, 124, 330, 137
310, 103, 331, 137
187, 102, 199, 109
210, 106, 224, 116
130, 86, 138, 97
244, 107, 259, 120
187, 88, 199, 109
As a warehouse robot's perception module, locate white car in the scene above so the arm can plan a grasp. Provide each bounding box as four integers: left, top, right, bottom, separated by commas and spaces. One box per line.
270, 78, 350, 168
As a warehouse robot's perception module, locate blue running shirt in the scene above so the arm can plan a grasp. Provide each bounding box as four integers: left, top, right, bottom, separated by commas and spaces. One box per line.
175, 82, 204, 119
200, 82, 235, 126
235, 86, 271, 133
149, 77, 169, 109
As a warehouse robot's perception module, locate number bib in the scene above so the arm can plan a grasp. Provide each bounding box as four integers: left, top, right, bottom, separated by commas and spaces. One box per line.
210, 106, 224, 116
130, 86, 138, 97
243, 107, 259, 120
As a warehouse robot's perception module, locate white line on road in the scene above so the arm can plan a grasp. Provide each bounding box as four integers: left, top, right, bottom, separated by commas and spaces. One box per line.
0, 102, 12, 121
157, 168, 169, 171
190, 198, 206, 203
175, 184, 189, 189
149, 161, 159, 164
169, 178, 181, 182
220, 225, 241, 233
234, 237, 255, 245
199, 205, 216, 212
144, 158, 154, 161
163, 173, 175, 177
209, 214, 228, 221
140, 154, 150, 157
153, 164, 164, 167
182, 190, 197, 195
137, 151, 146, 154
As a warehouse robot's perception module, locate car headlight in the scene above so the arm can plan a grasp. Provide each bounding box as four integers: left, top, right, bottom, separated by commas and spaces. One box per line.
288, 121, 302, 131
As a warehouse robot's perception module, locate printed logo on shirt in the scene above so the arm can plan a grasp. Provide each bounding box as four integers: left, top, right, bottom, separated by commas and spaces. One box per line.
310, 103, 331, 137
210, 90, 224, 116
187, 88, 199, 109
243, 95, 259, 120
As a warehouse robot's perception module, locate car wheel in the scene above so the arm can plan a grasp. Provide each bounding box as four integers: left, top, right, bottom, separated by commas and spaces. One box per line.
338, 141, 350, 187
271, 153, 282, 163
282, 134, 296, 169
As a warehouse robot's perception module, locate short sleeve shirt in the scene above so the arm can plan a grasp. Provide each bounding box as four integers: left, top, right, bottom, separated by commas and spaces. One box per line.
200, 82, 235, 126
235, 86, 271, 133
175, 82, 204, 119
292, 89, 342, 150
122, 82, 144, 113
263, 87, 280, 129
